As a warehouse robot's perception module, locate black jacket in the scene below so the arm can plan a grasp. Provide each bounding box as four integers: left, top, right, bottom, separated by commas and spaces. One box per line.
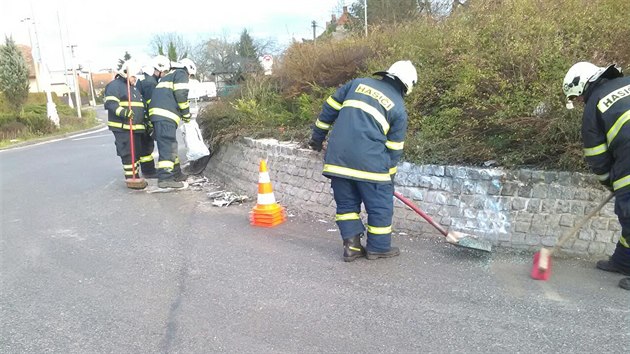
148, 69, 191, 126
137, 74, 159, 107
103, 75, 145, 132
311, 76, 408, 184
582, 75, 630, 195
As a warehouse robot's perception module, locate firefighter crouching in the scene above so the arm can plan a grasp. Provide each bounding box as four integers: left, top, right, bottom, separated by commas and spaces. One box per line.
562, 62, 630, 290
308, 60, 418, 262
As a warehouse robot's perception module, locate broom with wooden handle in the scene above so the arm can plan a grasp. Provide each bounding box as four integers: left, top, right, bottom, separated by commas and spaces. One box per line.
124, 67, 147, 190
531, 192, 614, 280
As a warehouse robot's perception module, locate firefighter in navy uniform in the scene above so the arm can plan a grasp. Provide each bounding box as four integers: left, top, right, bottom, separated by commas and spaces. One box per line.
148, 58, 196, 189
563, 62, 630, 290
103, 61, 147, 188
308, 60, 417, 262
136, 55, 171, 178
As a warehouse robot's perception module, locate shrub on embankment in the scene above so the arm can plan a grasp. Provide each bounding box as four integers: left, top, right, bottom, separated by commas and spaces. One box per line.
198, 0, 630, 171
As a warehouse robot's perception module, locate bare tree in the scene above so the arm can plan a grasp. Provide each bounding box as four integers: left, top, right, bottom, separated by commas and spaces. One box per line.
150, 33, 191, 61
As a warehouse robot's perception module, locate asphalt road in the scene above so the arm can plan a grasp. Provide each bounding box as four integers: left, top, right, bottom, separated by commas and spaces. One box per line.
0, 109, 628, 353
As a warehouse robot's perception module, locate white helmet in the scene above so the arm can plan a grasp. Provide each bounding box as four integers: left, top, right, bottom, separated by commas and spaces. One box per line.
179, 58, 197, 77
375, 60, 418, 95
151, 55, 171, 73
118, 60, 141, 79
562, 61, 622, 109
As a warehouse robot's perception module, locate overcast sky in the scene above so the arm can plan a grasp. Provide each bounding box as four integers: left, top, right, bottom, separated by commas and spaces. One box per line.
1, 0, 350, 72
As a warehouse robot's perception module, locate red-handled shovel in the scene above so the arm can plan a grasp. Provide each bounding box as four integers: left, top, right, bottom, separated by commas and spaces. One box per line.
394, 191, 492, 252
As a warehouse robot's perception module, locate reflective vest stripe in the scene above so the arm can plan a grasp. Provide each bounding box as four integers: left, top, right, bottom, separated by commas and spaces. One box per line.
104, 96, 120, 102
174, 83, 189, 91
367, 225, 392, 234
149, 107, 181, 125
158, 160, 175, 170
336, 213, 360, 221
342, 99, 390, 134
606, 110, 630, 145
596, 172, 610, 182
386, 140, 404, 150
156, 81, 173, 89
326, 96, 342, 110
584, 143, 608, 157
323, 164, 391, 182
315, 119, 331, 130
107, 121, 145, 130
139, 155, 154, 163
613, 174, 630, 191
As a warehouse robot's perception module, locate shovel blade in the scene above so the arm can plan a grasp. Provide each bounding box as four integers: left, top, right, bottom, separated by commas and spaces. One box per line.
531, 251, 551, 281
447, 231, 492, 252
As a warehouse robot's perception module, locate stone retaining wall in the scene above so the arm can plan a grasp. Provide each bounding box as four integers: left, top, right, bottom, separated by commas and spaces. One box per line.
205, 137, 619, 256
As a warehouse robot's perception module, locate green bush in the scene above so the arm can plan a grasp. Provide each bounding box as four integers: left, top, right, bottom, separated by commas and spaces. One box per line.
18, 110, 56, 134
200, 0, 630, 171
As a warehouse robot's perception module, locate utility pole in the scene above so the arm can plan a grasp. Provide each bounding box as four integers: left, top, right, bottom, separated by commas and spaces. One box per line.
311, 21, 317, 43
68, 44, 82, 118
20, 17, 40, 92
364, 0, 368, 37
57, 10, 70, 88
87, 62, 96, 106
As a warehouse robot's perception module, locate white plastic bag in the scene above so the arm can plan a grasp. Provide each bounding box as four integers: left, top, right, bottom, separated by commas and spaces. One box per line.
181, 119, 210, 161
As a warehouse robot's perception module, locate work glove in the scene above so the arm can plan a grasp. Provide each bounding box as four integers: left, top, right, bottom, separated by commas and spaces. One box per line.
145, 121, 154, 137
308, 138, 323, 152
182, 113, 191, 124
125, 109, 134, 119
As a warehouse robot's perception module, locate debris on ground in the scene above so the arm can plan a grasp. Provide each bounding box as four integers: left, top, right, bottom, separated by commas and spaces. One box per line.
207, 190, 249, 207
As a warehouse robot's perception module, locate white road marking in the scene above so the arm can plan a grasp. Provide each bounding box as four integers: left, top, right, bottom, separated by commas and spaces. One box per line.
0, 127, 108, 153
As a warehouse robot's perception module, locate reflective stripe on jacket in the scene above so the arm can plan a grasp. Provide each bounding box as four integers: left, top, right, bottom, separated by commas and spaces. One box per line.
103, 75, 145, 132
312, 76, 408, 184
583, 75, 630, 195
148, 69, 190, 126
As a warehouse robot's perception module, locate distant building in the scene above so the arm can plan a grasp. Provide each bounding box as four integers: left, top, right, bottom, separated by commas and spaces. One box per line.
16, 45, 39, 93
326, 6, 353, 40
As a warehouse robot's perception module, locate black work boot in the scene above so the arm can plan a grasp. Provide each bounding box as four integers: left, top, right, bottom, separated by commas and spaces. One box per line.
596, 257, 630, 276
367, 247, 400, 260
343, 234, 366, 262
619, 278, 630, 290
158, 180, 185, 189
173, 172, 188, 182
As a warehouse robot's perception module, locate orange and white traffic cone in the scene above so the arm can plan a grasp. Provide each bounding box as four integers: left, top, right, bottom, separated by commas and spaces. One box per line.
250, 159, 286, 227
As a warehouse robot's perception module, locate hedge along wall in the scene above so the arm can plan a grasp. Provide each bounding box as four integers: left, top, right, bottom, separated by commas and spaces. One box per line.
205, 138, 619, 257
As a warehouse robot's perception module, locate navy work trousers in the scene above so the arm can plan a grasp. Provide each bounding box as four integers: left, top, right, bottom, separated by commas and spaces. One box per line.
330, 177, 394, 253
112, 130, 142, 179
138, 130, 156, 175
153, 120, 181, 181
612, 192, 630, 269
